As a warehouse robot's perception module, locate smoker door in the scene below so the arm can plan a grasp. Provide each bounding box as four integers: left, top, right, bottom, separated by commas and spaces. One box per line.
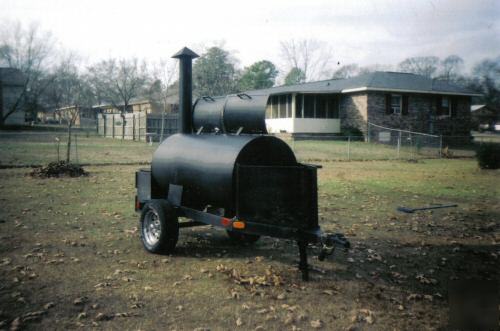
235, 164, 318, 230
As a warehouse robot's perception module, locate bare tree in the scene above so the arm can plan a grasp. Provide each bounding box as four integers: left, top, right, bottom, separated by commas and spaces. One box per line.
440, 55, 464, 81
332, 64, 360, 79
151, 59, 178, 141
358, 64, 394, 75
88, 58, 148, 139
46, 54, 93, 162
398, 56, 440, 78
280, 39, 332, 82
0, 21, 55, 125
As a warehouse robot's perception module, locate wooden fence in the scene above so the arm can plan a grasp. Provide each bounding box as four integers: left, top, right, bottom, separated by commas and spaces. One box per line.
97, 113, 178, 141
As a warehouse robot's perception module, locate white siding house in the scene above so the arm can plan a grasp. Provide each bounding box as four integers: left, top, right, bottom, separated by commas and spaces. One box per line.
264, 93, 341, 134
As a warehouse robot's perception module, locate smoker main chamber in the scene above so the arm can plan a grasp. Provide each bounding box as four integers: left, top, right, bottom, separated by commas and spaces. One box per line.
135, 47, 348, 280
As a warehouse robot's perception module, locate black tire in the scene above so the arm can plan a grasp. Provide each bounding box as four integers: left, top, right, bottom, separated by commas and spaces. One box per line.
139, 200, 179, 254
226, 230, 260, 244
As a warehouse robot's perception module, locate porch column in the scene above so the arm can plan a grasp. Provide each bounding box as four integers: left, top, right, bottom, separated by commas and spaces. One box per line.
291, 93, 297, 133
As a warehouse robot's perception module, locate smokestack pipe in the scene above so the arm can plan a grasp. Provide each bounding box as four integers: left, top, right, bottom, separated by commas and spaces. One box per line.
172, 47, 199, 134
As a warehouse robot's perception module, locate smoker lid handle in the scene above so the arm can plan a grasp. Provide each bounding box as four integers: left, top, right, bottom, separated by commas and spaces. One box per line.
201, 96, 215, 102
236, 93, 252, 100
301, 163, 323, 169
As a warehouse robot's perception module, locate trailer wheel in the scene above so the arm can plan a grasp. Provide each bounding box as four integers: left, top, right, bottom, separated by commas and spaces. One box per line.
140, 200, 179, 254
226, 230, 260, 243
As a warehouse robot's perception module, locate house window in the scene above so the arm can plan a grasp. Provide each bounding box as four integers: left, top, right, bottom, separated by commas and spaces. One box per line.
296, 94, 303, 118
279, 95, 287, 118
390, 94, 402, 114
326, 95, 339, 118
304, 95, 315, 118
272, 95, 279, 118
316, 95, 327, 118
287, 94, 292, 117
437, 96, 452, 117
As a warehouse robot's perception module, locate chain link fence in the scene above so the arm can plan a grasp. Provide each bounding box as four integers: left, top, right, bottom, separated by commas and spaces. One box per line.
1, 126, 498, 167
0, 129, 158, 167
285, 129, 493, 162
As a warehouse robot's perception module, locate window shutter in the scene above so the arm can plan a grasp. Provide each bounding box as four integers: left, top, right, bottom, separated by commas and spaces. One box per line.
451, 97, 458, 117
385, 94, 391, 114
402, 95, 409, 115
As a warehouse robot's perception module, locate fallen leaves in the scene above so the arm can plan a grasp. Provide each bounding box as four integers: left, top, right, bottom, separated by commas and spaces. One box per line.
416, 274, 438, 285
230, 289, 240, 300
310, 319, 323, 329
73, 297, 87, 306
95, 312, 111, 321
1, 257, 12, 265
43, 302, 55, 310
351, 309, 375, 325
216, 264, 284, 288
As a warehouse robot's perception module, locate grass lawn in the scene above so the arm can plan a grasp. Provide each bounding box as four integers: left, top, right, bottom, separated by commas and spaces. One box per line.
0, 132, 156, 166
0, 131, 478, 167
0, 158, 498, 330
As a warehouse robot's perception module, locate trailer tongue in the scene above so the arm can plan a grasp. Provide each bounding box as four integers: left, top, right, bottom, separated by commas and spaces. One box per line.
135, 47, 349, 281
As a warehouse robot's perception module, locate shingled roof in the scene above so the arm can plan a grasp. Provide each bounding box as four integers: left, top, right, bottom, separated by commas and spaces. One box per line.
0, 68, 26, 87
246, 71, 480, 96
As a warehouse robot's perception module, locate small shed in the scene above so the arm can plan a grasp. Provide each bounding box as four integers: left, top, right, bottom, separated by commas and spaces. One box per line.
471, 104, 499, 131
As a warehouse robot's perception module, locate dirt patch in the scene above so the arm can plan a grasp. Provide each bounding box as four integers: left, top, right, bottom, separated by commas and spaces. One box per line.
29, 161, 88, 178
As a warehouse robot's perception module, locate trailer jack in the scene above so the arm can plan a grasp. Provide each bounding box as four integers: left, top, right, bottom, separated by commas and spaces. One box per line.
297, 233, 350, 281
318, 233, 350, 261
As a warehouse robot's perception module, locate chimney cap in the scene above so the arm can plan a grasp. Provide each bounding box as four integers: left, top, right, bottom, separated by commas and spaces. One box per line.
172, 47, 199, 59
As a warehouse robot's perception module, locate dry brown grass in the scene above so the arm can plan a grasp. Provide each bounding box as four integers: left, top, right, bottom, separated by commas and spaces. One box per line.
0, 160, 498, 330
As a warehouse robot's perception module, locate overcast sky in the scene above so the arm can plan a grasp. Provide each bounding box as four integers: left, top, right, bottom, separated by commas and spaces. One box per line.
1, 0, 499, 74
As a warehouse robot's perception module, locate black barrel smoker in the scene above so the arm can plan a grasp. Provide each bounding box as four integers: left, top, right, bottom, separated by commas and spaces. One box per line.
135, 47, 349, 280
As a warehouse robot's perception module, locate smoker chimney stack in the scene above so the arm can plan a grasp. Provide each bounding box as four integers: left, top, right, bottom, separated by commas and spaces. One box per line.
172, 47, 199, 134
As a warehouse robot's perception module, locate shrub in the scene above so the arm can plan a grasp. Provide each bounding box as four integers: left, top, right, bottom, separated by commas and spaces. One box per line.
476, 143, 500, 169
341, 126, 364, 137
30, 161, 88, 178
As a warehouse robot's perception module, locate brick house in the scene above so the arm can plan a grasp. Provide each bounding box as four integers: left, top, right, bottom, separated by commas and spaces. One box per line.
246, 71, 480, 137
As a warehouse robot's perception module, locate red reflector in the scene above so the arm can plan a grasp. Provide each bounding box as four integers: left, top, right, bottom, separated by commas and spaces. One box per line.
221, 217, 232, 227
135, 196, 140, 210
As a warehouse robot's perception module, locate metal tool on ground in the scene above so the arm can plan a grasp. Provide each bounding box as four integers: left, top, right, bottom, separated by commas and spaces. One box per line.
397, 204, 458, 213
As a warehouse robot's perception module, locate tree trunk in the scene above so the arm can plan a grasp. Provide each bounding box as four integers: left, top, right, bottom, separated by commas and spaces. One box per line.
66, 124, 72, 163
121, 106, 126, 140
160, 101, 166, 142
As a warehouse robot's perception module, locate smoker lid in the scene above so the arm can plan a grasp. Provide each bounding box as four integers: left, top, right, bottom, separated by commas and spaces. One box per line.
193, 93, 269, 134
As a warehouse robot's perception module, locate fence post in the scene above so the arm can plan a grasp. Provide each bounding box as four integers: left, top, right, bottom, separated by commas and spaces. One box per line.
347, 136, 351, 161
112, 114, 115, 138
75, 132, 79, 164
367, 123, 370, 143
397, 131, 401, 159
132, 114, 135, 141
439, 135, 443, 158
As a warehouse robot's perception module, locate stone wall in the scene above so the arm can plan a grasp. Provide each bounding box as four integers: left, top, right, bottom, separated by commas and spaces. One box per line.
339, 92, 367, 135
340, 91, 471, 137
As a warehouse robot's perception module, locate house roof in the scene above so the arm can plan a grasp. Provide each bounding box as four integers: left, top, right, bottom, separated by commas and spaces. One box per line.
92, 98, 154, 109
471, 104, 486, 112
0, 67, 26, 87
245, 71, 481, 97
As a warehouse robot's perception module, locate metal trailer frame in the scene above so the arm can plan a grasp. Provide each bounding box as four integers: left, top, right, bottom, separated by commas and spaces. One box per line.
134, 47, 348, 281
135, 162, 349, 281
